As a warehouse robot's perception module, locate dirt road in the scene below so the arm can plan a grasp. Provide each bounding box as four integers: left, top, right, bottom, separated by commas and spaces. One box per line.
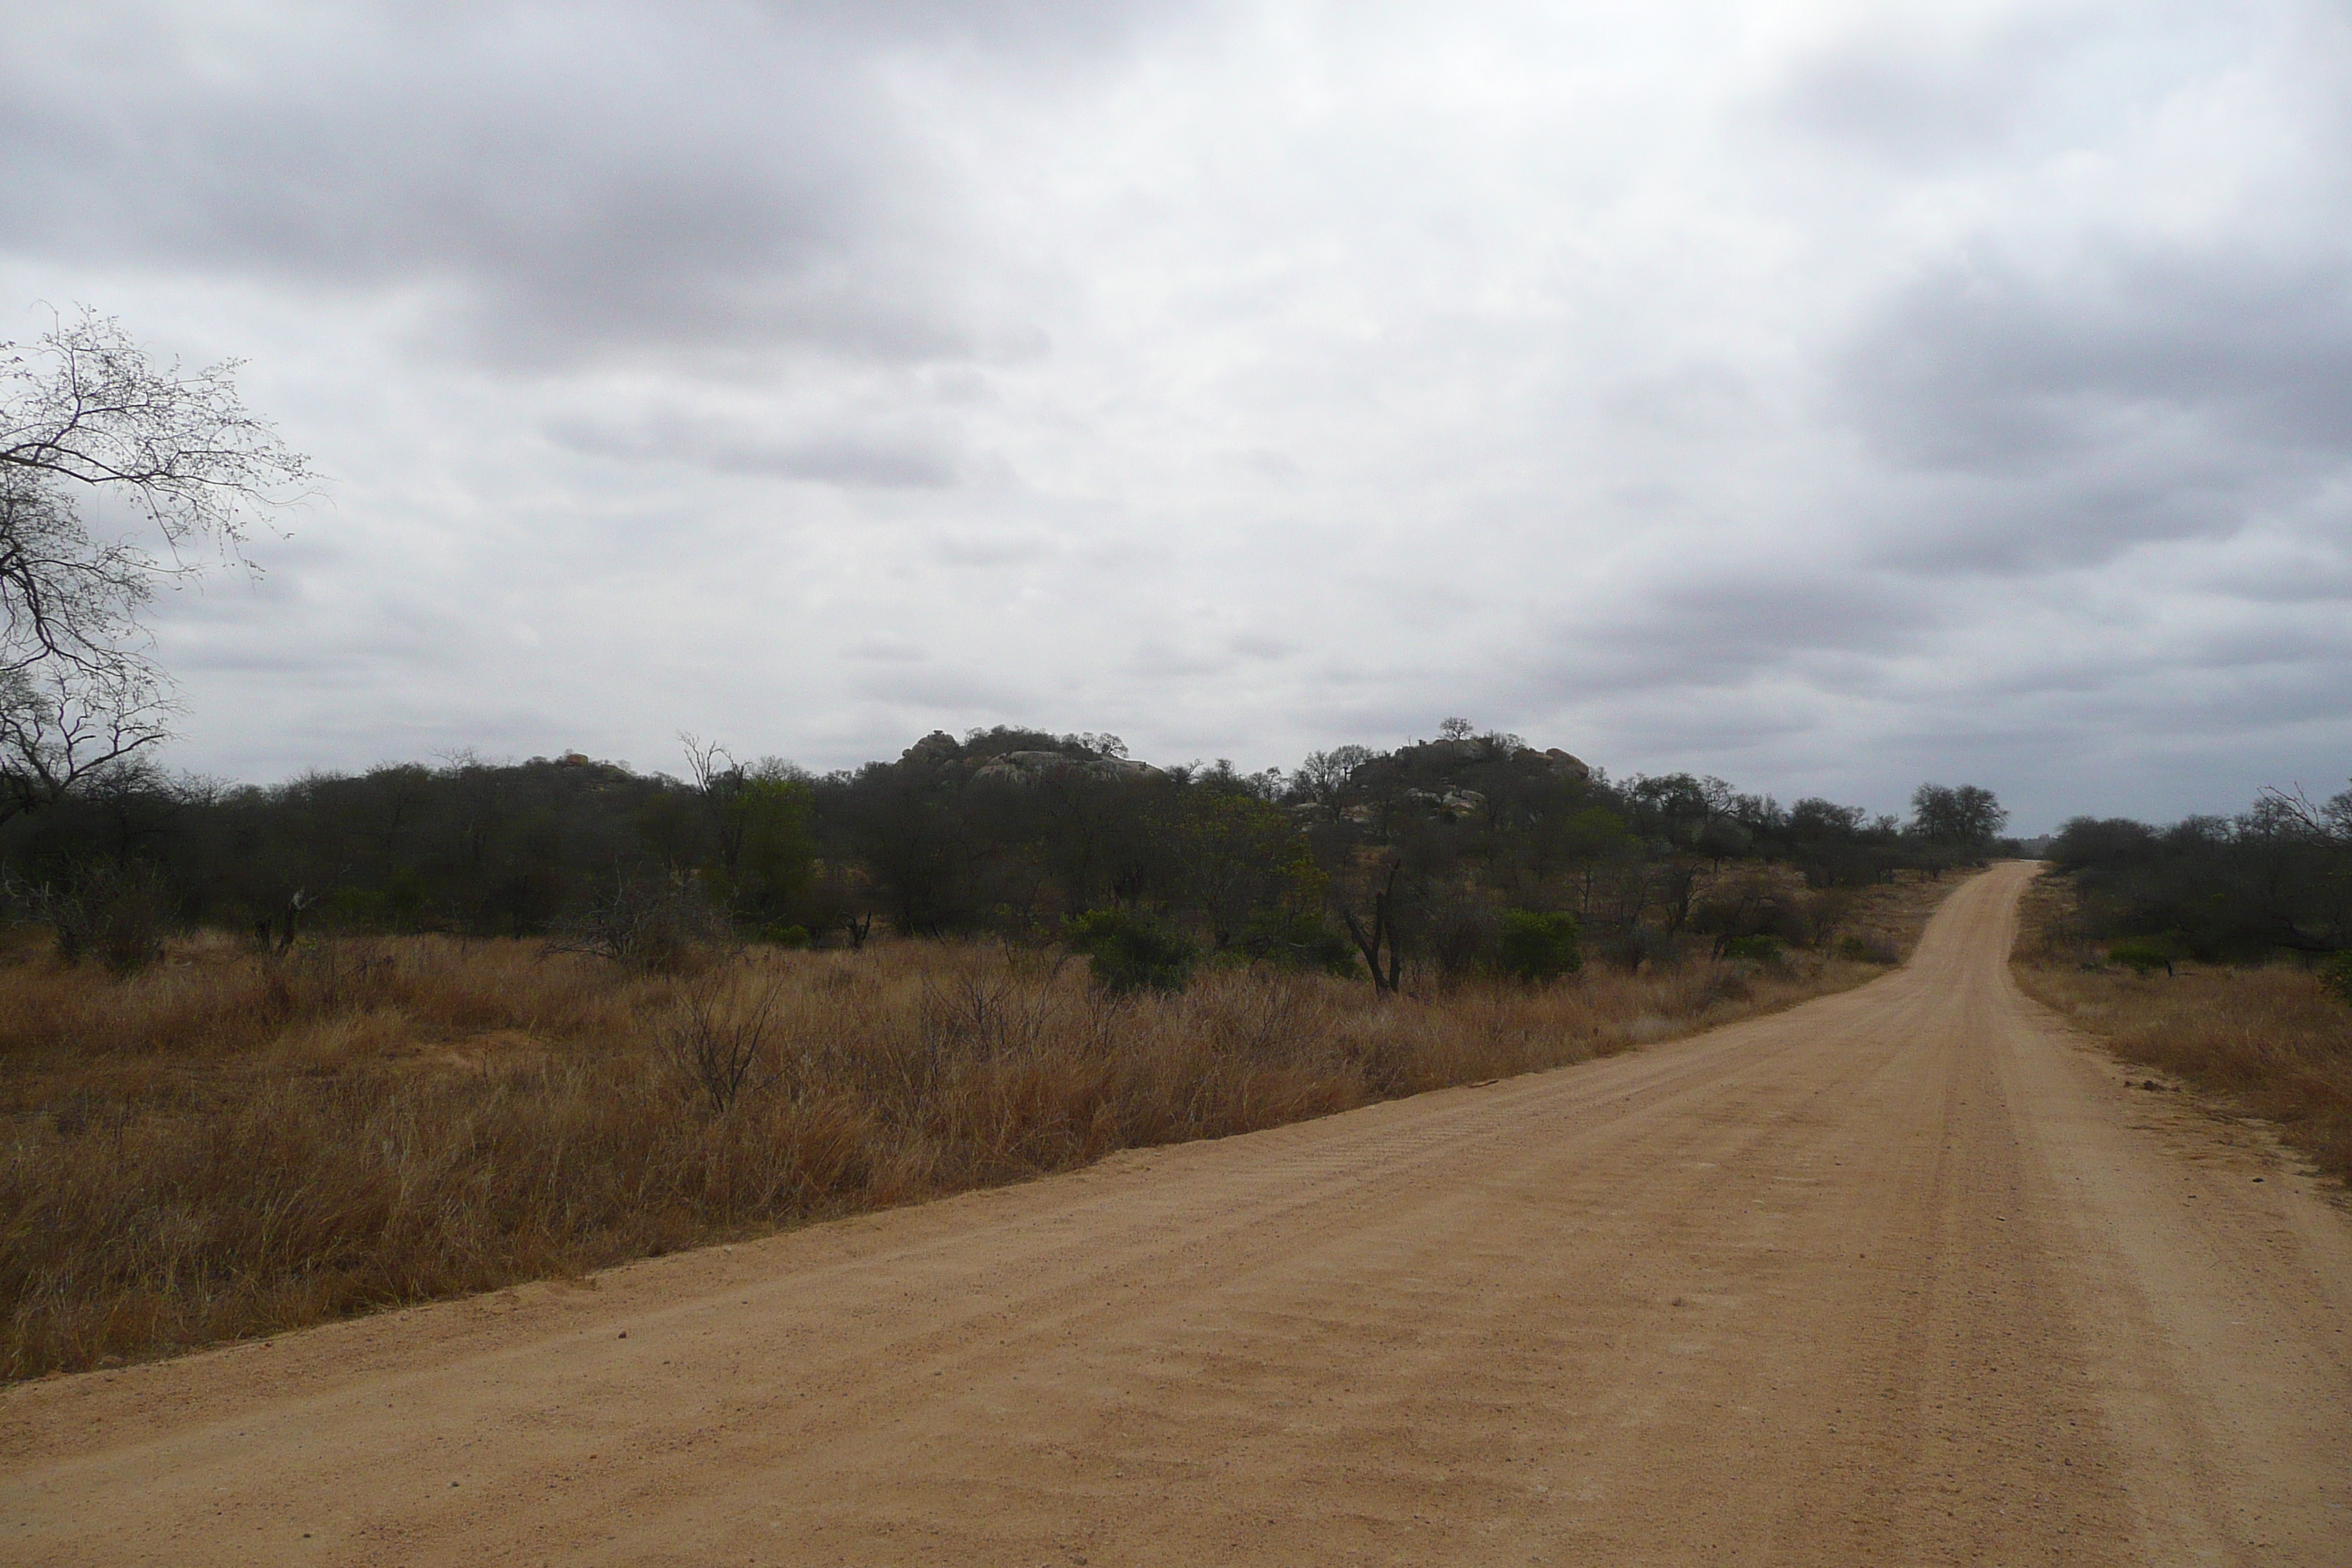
6, 862, 2349, 1565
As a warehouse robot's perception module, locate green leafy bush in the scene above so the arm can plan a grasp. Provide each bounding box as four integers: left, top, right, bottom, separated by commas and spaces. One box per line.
1722, 934, 1783, 965
1064, 908, 1198, 995
2318, 951, 2352, 1004
1233, 911, 1359, 976
761, 922, 812, 949
2108, 940, 2175, 976
1835, 934, 1897, 964
1496, 909, 1581, 983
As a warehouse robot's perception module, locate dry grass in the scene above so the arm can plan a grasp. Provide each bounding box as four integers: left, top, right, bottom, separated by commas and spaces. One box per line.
1, 878, 1949, 1380
2012, 868, 2352, 1186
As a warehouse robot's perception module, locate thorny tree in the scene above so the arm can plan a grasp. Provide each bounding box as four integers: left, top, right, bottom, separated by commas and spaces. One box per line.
0, 307, 309, 820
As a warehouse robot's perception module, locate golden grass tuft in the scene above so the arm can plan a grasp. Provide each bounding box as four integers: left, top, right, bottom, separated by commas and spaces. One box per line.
1, 878, 1950, 1380
2012, 869, 2352, 1185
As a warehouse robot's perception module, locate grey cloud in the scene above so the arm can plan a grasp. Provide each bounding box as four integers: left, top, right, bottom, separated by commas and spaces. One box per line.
849, 666, 1033, 710
1774, 28, 2054, 168
843, 638, 928, 663
934, 532, 1052, 567
715, 436, 961, 489
785, 0, 1196, 61
1855, 467, 2261, 575
12, 0, 2345, 832
1767, 7, 2242, 171
1556, 570, 1939, 695
2197, 539, 2352, 605
1842, 250, 2352, 470
1599, 363, 1759, 438
1832, 241, 2352, 574
1229, 448, 1303, 482
1123, 641, 1233, 679
0, 3, 1171, 369
546, 408, 962, 488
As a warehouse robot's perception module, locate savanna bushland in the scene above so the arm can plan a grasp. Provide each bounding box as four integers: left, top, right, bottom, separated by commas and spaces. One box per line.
0, 718, 1989, 1378
2011, 783, 2352, 1183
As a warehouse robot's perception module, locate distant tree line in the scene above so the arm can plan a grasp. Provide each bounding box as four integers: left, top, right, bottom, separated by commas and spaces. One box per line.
0, 717, 2015, 984
2046, 784, 2352, 964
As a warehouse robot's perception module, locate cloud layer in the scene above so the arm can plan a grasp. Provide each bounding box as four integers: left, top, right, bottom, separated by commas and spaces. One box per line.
3, 0, 2345, 827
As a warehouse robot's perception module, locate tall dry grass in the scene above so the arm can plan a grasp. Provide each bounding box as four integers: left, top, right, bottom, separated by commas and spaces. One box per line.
2, 886, 1946, 1380
2012, 870, 2352, 1185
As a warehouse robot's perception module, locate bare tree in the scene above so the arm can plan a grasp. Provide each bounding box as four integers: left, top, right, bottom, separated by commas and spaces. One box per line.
0, 660, 173, 822
1, 308, 309, 543
2255, 781, 2352, 845
0, 308, 309, 818
1294, 745, 1373, 810
1338, 858, 1408, 995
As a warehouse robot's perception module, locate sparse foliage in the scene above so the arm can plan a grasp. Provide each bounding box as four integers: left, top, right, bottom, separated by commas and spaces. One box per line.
662, 968, 786, 1112
552, 870, 727, 971
4, 859, 172, 971
0, 309, 309, 818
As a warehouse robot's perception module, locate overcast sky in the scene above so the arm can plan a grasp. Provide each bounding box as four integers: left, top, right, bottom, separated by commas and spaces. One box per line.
4, 0, 2347, 829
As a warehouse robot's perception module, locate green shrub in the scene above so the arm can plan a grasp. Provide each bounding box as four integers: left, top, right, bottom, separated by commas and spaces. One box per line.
1064, 908, 1198, 995
1496, 909, 1581, 983
760, 922, 813, 949
1834, 934, 1897, 964
1233, 911, 1359, 976
2318, 951, 2352, 1004
2108, 939, 2175, 976
1722, 933, 1783, 965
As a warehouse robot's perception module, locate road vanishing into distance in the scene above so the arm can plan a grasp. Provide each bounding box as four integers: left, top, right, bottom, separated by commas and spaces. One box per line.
6, 862, 2348, 1565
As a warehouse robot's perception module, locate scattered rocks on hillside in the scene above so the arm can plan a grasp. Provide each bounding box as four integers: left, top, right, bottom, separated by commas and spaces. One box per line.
973, 751, 1166, 785
1405, 786, 1490, 818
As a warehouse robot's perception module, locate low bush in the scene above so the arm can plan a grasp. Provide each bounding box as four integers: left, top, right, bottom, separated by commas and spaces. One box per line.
551, 872, 730, 972
1232, 911, 1359, 976
1496, 909, 1582, 982
1063, 908, 1198, 995
1722, 934, 1783, 966
2318, 951, 2352, 1004
13, 862, 175, 973
2108, 939, 2175, 976
1834, 934, 1898, 965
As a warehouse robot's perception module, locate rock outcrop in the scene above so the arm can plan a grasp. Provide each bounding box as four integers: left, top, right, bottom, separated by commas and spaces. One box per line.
973, 750, 1166, 785
900, 731, 962, 767
1539, 748, 1591, 782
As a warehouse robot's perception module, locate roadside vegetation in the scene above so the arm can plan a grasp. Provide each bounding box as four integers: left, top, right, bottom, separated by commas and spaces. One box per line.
0, 676, 2009, 1382
0, 720, 2005, 970
2012, 785, 2352, 1186
0, 872, 1954, 1382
